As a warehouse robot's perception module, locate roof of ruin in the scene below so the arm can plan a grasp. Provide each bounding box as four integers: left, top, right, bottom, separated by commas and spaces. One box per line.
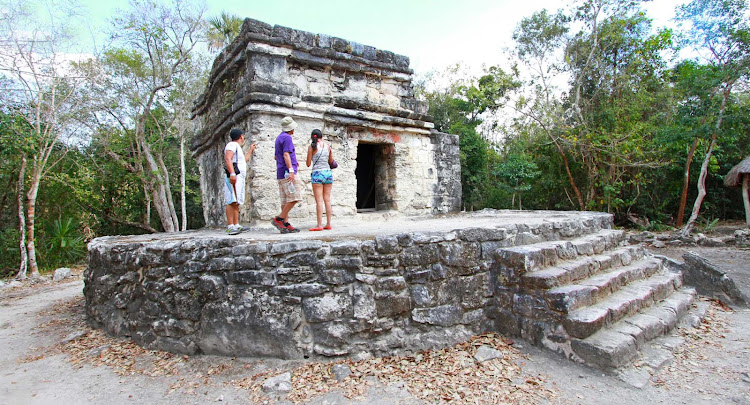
724, 155, 750, 187
190, 18, 434, 154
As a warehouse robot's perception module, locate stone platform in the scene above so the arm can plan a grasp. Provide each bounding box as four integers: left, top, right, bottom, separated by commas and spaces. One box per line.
84, 210, 695, 369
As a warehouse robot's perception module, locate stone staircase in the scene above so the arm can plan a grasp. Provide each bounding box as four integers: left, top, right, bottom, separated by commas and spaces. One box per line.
493, 228, 696, 369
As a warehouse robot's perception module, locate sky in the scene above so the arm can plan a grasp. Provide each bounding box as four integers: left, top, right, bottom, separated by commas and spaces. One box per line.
68, 0, 686, 75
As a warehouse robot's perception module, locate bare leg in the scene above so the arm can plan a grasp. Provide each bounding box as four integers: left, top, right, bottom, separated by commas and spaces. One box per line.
312, 183, 324, 228
231, 203, 240, 225
279, 201, 297, 221
323, 183, 333, 227
226, 203, 239, 226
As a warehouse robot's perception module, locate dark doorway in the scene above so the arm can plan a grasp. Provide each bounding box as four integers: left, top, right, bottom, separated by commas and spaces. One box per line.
355, 143, 395, 211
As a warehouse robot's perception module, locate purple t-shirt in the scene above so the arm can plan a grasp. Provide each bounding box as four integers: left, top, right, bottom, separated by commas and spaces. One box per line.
275, 131, 298, 179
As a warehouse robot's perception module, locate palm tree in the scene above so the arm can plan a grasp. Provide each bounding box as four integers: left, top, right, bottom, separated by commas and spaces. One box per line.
207, 12, 243, 51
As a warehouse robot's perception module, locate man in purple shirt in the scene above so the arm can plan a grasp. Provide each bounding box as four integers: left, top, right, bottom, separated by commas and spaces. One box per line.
272, 116, 303, 233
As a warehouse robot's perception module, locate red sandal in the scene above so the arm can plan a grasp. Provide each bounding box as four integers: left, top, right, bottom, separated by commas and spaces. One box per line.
323, 225, 332, 230
309, 227, 324, 231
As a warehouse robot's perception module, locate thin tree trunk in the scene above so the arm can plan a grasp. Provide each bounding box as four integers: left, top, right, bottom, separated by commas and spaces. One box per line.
677, 138, 700, 226
25, 171, 41, 277
180, 134, 187, 231
743, 175, 749, 228
682, 85, 732, 237
16, 157, 28, 280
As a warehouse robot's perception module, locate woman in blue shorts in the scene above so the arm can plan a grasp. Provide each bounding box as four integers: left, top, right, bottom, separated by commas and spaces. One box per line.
305, 129, 334, 231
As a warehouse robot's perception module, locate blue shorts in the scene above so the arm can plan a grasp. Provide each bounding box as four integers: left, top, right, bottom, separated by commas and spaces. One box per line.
311, 169, 333, 184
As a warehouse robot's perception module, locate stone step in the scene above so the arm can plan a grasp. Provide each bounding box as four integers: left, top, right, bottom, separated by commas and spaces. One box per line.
563, 270, 683, 339
570, 287, 696, 369
495, 229, 626, 273
522, 245, 646, 289
545, 256, 661, 314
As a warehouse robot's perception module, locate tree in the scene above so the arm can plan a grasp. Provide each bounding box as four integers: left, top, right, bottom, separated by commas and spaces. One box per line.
678, 0, 750, 236
207, 11, 243, 51
492, 153, 541, 210
0, 0, 90, 278
80, 0, 207, 233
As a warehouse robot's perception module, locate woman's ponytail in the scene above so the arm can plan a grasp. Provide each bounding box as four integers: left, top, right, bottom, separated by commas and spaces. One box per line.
311, 129, 322, 151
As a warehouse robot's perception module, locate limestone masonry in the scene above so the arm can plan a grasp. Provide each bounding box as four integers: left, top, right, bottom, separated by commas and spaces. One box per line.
190, 18, 461, 226
84, 210, 699, 369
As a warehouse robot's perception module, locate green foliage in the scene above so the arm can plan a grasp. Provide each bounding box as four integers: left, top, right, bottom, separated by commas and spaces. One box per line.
491, 154, 541, 209
43, 217, 85, 267
0, 228, 20, 278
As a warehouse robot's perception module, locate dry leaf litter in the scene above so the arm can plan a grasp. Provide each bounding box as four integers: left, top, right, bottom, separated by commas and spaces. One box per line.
238, 333, 559, 404
651, 299, 735, 396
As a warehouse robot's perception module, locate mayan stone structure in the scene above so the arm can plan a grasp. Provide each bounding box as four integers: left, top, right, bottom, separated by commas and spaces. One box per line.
190, 18, 461, 227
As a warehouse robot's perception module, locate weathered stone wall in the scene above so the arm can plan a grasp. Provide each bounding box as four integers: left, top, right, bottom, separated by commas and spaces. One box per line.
190, 18, 460, 226
84, 213, 613, 358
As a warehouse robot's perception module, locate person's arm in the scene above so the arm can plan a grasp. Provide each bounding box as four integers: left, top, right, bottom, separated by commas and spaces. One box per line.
283, 151, 295, 181
224, 148, 236, 184
328, 143, 334, 165
306, 145, 313, 167
245, 143, 257, 163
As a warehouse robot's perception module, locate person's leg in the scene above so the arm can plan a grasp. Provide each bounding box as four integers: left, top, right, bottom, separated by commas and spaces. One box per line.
312, 183, 324, 229
280, 201, 297, 220
225, 204, 233, 226
323, 183, 332, 228
230, 203, 240, 225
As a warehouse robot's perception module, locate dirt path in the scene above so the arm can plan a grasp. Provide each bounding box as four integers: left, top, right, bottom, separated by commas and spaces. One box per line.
1, 260, 749, 404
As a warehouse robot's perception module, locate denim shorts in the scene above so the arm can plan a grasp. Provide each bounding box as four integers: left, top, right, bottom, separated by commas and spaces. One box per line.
311, 169, 333, 184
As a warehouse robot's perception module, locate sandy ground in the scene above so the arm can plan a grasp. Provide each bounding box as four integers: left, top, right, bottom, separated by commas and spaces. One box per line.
1, 244, 749, 404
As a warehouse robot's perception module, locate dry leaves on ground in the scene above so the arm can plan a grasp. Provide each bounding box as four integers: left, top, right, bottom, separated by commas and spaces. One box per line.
238, 333, 559, 404
652, 300, 732, 392
59, 329, 182, 377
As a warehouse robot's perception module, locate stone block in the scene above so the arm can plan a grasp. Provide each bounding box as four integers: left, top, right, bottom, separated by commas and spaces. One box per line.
229, 270, 275, 286
571, 330, 638, 369
512, 293, 549, 319
174, 292, 203, 321
457, 273, 492, 309
410, 284, 434, 307
353, 284, 376, 319
474, 345, 503, 362
412, 305, 463, 326
321, 269, 355, 285
326, 257, 363, 271
277, 267, 316, 284
375, 235, 400, 254
400, 244, 439, 266
330, 241, 361, 255
207, 257, 236, 272
439, 242, 480, 268
270, 240, 323, 255
376, 276, 406, 291
564, 306, 610, 339
375, 293, 411, 317
365, 254, 397, 268
283, 252, 318, 267
274, 283, 329, 297
302, 292, 352, 322
457, 228, 507, 242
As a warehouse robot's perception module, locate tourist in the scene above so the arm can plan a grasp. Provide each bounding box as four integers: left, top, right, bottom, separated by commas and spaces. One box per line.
224, 128, 257, 235
306, 129, 334, 231
272, 116, 303, 233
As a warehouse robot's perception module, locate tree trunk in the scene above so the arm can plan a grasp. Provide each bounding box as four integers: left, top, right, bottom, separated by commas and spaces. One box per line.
180, 134, 187, 231
16, 157, 28, 280
25, 170, 41, 277
136, 117, 178, 232
743, 175, 750, 228
682, 84, 731, 237
676, 138, 700, 227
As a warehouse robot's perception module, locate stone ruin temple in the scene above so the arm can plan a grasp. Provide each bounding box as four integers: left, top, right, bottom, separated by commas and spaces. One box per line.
190, 18, 461, 226
84, 18, 715, 372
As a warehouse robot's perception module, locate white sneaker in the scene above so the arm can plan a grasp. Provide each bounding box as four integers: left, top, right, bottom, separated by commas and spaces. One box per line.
227, 225, 240, 235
